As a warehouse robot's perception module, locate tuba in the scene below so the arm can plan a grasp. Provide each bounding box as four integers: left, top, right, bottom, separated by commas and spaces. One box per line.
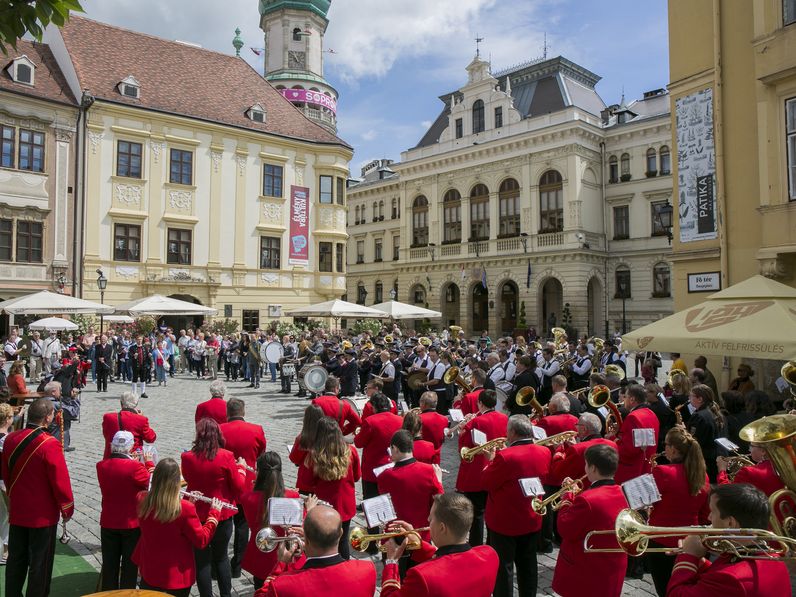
588, 384, 623, 429
385, 335, 394, 344
516, 386, 545, 421
604, 363, 626, 381
781, 361, 796, 397
443, 366, 472, 393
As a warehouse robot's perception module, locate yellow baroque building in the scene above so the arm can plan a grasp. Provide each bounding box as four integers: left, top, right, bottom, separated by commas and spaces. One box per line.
44, 16, 351, 328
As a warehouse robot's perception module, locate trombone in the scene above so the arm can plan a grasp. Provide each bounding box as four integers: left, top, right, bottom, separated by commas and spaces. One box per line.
531, 474, 587, 515
349, 526, 430, 552
536, 431, 578, 448
460, 437, 507, 462
584, 508, 796, 559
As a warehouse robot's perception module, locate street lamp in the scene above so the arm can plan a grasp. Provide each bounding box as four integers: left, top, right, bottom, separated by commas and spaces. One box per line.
96, 268, 108, 334
389, 288, 396, 301
654, 202, 674, 244
618, 279, 628, 335
519, 232, 529, 253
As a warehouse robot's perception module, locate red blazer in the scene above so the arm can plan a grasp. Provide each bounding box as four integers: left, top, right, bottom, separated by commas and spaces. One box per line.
354, 411, 403, 482
134, 497, 220, 589
1, 426, 74, 527
666, 552, 792, 597
102, 410, 157, 459
456, 387, 484, 416
553, 482, 628, 597
361, 399, 397, 420
717, 459, 785, 497
257, 556, 376, 597
549, 437, 617, 487
455, 410, 508, 493
289, 435, 313, 493
614, 405, 659, 484
413, 438, 440, 465
377, 459, 443, 538
220, 418, 267, 488
419, 410, 448, 449
7, 373, 27, 395
180, 448, 246, 521
312, 395, 361, 436
537, 413, 578, 437
308, 445, 360, 521
194, 397, 227, 425
648, 463, 710, 547
96, 455, 151, 529
240, 488, 303, 579
483, 439, 551, 536
381, 544, 498, 597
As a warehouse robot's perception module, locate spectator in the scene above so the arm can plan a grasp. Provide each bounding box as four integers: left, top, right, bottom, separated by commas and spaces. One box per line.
728, 364, 755, 396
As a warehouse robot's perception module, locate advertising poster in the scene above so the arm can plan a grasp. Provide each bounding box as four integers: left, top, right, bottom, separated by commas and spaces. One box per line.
289, 185, 309, 265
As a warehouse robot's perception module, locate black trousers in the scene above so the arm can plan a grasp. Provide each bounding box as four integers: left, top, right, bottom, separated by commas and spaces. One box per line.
139, 580, 190, 597
100, 527, 140, 590
6, 523, 57, 597
97, 366, 110, 391
230, 507, 248, 572
434, 390, 451, 415
538, 484, 560, 550
647, 542, 675, 597
339, 519, 352, 561
195, 517, 233, 597
361, 480, 380, 553
461, 491, 488, 546
489, 529, 540, 597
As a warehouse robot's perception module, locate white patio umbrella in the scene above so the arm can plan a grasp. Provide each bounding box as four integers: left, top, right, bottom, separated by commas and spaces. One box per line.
114, 294, 217, 316
285, 299, 388, 319
28, 317, 78, 331
0, 290, 114, 315
370, 300, 442, 320
103, 315, 135, 323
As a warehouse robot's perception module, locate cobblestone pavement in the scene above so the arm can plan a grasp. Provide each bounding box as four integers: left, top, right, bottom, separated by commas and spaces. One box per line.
65, 372, 658, 596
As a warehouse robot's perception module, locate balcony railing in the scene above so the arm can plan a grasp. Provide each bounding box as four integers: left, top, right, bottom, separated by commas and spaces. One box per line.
496, 237, 521, 252
468, 241, 488, 255
537, 232, 563, 247
409, 247, 428, 259
441, 244, 461, 257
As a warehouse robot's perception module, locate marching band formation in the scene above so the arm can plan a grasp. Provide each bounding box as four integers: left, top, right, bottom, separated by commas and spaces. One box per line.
1, 323, 795, 597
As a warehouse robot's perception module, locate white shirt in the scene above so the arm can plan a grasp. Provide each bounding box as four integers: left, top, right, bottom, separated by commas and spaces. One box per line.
538, 359, 560, 379
487, 364, 505, 383
413, 356, 429, 370
427, 359, 446, 386
572, 356, 592, 376
379, 361, 396, 379
500, 360, 516, 382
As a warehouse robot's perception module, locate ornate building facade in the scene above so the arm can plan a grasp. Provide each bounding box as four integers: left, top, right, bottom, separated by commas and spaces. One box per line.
347, 55, 674, 338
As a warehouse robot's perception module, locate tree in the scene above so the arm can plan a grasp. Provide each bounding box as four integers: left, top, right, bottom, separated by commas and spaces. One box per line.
0, 0, 84, 54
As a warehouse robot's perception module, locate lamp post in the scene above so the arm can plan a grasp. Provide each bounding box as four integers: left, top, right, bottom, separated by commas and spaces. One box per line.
618, 279, 628, 335
655, 202, 674, 245
519, 232, 529, 253
389, 288, 396, 301
96, 268, 108, 335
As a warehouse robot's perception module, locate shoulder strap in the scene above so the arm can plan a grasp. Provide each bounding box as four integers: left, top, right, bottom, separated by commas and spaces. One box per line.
118, 411, 124, 432
337, 398, 344, 423
8, 428, 48, 478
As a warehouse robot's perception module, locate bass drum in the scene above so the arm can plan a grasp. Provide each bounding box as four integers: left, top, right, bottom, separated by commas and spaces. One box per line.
495, 387, 510, 413
298, 364, 328, 393
264, 341, 284, 364
344, 396, 370, 417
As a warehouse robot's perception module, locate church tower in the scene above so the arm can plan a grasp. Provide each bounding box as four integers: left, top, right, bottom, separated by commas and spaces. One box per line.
258, 0, 338, 132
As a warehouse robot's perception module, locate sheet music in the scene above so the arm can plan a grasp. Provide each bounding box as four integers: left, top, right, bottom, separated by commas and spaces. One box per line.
598, 406, 609, 418
399, 399, 409, 414
449, 408, 464, 422
373, 461, 395, 477
715, 437, 740, 452
531, 426, 548, 440
268, 498, 304, 526
633, 428, 656, 448
362, 494, 397, 528
622, 474, 662, 510
518, 477, 545, 498
471, 428, 487, 446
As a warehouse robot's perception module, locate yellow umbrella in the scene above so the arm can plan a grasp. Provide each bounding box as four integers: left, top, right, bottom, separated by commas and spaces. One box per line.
623, 275, 796, 360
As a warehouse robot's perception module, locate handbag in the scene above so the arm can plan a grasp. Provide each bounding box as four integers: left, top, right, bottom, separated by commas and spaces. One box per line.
163, 359, 171, 372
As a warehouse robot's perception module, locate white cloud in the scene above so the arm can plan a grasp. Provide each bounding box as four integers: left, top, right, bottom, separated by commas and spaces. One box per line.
361, 129, 378, 141
421, 120, 433, 129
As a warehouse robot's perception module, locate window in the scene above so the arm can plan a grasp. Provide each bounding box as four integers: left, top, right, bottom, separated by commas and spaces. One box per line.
357, 282, 366, 304
470, 183, 490, 240
495, 106, 503, 129
651, 200, 669, 236
2, 126, 15, 168
646, 148, 657, 176
539, 170, 564, 233
167, 228, 192, 264
372, 202, 378, 222
318, 241, 333, 272
615, 266, 631, 298
0, 219, 12, 261
413, 287, 425, 304
472, 99, 485, 134
786, 0, 796, 26
374, 238, 383, 262
242, 309, 259, 331
455, 118, 463, 139
336, 177, 345, 205
169, 149, 192, 185
356, 240, 364, 263
787, 98, 796, 200
16, 220, 42, 262
412, 195, 428, 246
260, 236, 281, 269
319, 175, 333, 203
249, 109, 265, 123
443, 189, 461, 243
498, 178, 520, 237
608, 155, 618, 183
391, 198, 398, 219
354, 205, 360, 224
13, 61, 33, 84
653, 263, 671, 298
18, 129, 44, 172
114, 224, 141, 262
119, 76, 140, 99
292, 27, 303, 41
620, 153, 630, 181
263, 164, 284, 197
336, 243, 344, 272
375, 281, 383, 303
378, 200, 384, 220
613, 206, 629, 240
392, 235, 400, 260
659, 146, 671, 175
116, 140, 142, 178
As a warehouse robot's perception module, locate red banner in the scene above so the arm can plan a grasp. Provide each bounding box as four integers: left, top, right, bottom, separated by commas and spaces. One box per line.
289, 185, 310, 265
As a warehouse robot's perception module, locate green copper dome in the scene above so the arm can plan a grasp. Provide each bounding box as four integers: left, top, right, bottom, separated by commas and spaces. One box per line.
259, 0, 331, 20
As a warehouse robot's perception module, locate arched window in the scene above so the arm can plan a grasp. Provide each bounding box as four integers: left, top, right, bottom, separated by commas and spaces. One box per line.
620, 153, 630, 179
372, 201, 378, 222
357, 281, 367, 304
646, 148, 657, 175
354, 205, 360, 224
379, 200, 384, 220
292, 28, 303, 41
472, 99, 485, 134
659, 146, 671, 175
653, 263, 671, 298
411, 285, 426, 305
608, 155, 618, 183
498, 178, 520, 237
539, 170, 563, 233
391, 198, 398, 219
412, 195, 429, 247
615, 265, 631, 299
375, 280, 383, 303
443, 189, 461, 243
470, 183, 490, 240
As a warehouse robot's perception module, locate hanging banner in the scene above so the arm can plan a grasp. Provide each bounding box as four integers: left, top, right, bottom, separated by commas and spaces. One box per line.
675, 88, 717, 242
289, 185, 309, 265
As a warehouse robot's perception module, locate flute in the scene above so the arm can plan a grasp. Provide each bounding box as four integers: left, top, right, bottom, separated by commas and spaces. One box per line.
180, 490, 239, 511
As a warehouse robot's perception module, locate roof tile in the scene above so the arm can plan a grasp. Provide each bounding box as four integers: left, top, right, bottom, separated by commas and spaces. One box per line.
0, 40, 77, 106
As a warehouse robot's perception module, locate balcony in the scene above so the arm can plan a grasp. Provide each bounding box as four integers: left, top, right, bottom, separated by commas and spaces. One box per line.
441, 244, 461, 257
409, 247, 428, 260
496, 237, 521, 252
537, 232, 564, 247
468, 240, 488, 255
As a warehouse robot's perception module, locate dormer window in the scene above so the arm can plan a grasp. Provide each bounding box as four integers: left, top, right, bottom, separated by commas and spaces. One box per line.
117, 76, 140, 99
6, 56, 35, 85
247, 103, 266, 123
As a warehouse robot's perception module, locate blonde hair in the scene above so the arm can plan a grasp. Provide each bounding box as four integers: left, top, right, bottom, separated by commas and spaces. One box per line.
0, 402, 14, 427
311, 418, 350, 481
9, 360, 25, 375
666, 427, 707, 496
138, 458, 182, 523
671, 372, 692, 396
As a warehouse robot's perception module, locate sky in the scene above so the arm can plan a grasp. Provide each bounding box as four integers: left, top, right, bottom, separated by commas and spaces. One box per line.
78, 0, 670, 174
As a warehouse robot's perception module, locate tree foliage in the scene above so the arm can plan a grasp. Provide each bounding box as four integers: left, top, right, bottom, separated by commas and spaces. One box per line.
0, 0, 84, 54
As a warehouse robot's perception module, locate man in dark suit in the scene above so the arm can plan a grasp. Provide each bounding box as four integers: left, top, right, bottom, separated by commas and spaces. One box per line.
338, 350, 359, 398
96, 334, 114, 393
505, 356, 539, 417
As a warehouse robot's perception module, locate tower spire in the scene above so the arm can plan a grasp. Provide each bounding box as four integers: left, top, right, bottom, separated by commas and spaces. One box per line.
475, 34, 484, 58
232, 27, 244, 57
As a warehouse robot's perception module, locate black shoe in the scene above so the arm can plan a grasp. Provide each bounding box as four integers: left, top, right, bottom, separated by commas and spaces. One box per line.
141, 393, 148, 398
231, 567, 242, 579
248, 384, 255, 388
64, 446, 76, 452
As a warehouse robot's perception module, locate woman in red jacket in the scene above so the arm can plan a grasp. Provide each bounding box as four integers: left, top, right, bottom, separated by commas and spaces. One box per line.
6, 360, 28, 395
646, 426, 710, 597
134, 458, 222, 597
401, 410, 439, 465
288, 404, 323, 495
181, 418, 247, 597
308, 417, 360, 560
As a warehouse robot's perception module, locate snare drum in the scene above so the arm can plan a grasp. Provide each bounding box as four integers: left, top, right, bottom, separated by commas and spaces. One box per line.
281, 361, 296, 378
344, 396, 370, 417
298, 363, 328, 393
264, 341, 284, 364
495, 387, 509, 413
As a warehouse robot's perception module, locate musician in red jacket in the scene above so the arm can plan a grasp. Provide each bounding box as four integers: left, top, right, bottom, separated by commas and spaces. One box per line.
101, 391, 157, 458
666, 483, 792, 597
454, 368, 486, 415
482, 415, 552, 597
536, 393, 578, 437
255, 505, 376, 597
181, 418, 247, 597
553, 444, 628, 597
96, 431, 153, 590
219, 397, 267, 578
549, 412, 617, 488
402, 410, 440, 464
311, 376, 361, 436
418, 391, 449, 449
608, 384, 659, 483
134, 458, 223, 596
1, 398, 74, 597
362, 378, 398, 419
194, 380, 228, 425
455, 389, 508, 546
380, 492, 499, 596
716, 442, 785, 496
289, 404, 324, 495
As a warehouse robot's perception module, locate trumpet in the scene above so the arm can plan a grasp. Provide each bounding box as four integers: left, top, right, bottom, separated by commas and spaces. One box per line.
385, 335, 394, 344
446, 413, 476, 437
349, 526, 430, 552
584, 508, 796, 559
531, 474, 587, 515
460, 437, 506, 462
719, 453, 755, 482
180, 490, 239, 512
255, 526, 304, 553
536, 431, 578, 448
648, 451, 664, 469
588, 384, 623, 430
443, 365, 472, 393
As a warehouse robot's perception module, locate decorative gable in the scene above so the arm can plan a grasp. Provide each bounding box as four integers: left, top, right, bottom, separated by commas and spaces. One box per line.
247, 103, 266, 123
6, 55, 36, 85
117, 75, 140, 99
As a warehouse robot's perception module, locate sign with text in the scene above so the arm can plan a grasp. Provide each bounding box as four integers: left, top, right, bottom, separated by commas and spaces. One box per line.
280, 89, 337, 114
288, 185, 309, 265
687, 272, 721, 293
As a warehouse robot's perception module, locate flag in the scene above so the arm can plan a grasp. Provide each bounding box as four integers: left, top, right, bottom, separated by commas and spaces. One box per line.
481, 267, 487, 289
250, 47, 262, 56
526, 260, 532, 289
460, 263, 466, 281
